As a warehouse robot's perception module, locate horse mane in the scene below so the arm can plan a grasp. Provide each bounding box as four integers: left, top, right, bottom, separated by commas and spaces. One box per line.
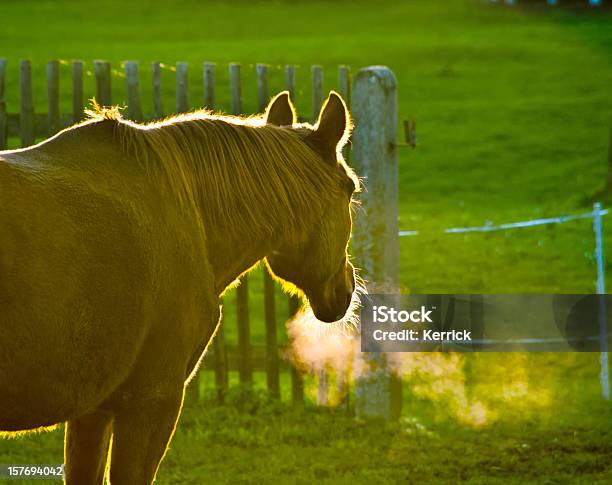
85, 104, 353, 241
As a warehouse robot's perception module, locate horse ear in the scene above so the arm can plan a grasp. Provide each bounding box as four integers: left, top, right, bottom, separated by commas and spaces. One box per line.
265, 91, 296, 126
312, 91, 350, 157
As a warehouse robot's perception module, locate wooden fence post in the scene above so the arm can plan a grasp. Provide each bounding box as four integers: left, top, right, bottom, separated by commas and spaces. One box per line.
176, 62, 189, 114
0, 59, 6, 150
152, 62, 163, 119
125, 61, 143, 121
47, 60, 60, 136
94, 60, 112, 107
71, 61, 84, 123
20, 60, 34, 147
351, 66, 400, 420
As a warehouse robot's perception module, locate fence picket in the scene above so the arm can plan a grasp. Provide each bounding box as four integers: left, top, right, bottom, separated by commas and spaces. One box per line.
203, 62, 215, 110
230, 63, 252, 385
0, 59, 6, 149
337, 65, 351, 102
336, 68, 351, 407
288, 296, 304, 403
200, 61, 228, 400
125, 61, 143, 121
257, 63, 281, 398
20, 60, 34, 147
94, 60, 112, 107
152, 62, 163, 119
213, 317, 229, 403
229, 63, 242, 115
285, 65, 296, 100
236, 278, 252, 385
200, 62, 228, 400
283, 67, 305, 403
263, 268, 280, 398
176, 62, 189, 114
311, 65, 324, 121
338, 66, 351, 209
256, 63, 268, 113
312, 64, 329, 405
71, 61, 84, 123
47, 60, 60, 135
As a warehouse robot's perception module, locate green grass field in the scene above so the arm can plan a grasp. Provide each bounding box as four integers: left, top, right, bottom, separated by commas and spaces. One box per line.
1, 0, 612, 483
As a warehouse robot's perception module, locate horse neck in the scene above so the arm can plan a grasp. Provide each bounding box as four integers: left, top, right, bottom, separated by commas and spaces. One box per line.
206, 232, 267, 295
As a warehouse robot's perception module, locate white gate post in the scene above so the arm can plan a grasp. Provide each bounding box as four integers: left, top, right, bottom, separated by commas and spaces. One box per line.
593, 202, 610, 401
351, 66, 400, 419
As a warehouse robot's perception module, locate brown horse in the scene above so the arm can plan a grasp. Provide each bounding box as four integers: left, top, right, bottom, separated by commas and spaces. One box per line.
0, 90, 358, 483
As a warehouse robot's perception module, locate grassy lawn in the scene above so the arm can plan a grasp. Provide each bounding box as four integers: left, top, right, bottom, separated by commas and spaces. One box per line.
3, 354, 612, 484
1, 0, 612, 483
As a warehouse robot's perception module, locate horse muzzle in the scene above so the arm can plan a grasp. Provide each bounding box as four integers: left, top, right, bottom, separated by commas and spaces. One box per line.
310, 262, 355, 323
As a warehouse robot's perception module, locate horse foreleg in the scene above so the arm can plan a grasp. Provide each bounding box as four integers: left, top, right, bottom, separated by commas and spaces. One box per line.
64, 410, 114, 485
108, 387, 184, 485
